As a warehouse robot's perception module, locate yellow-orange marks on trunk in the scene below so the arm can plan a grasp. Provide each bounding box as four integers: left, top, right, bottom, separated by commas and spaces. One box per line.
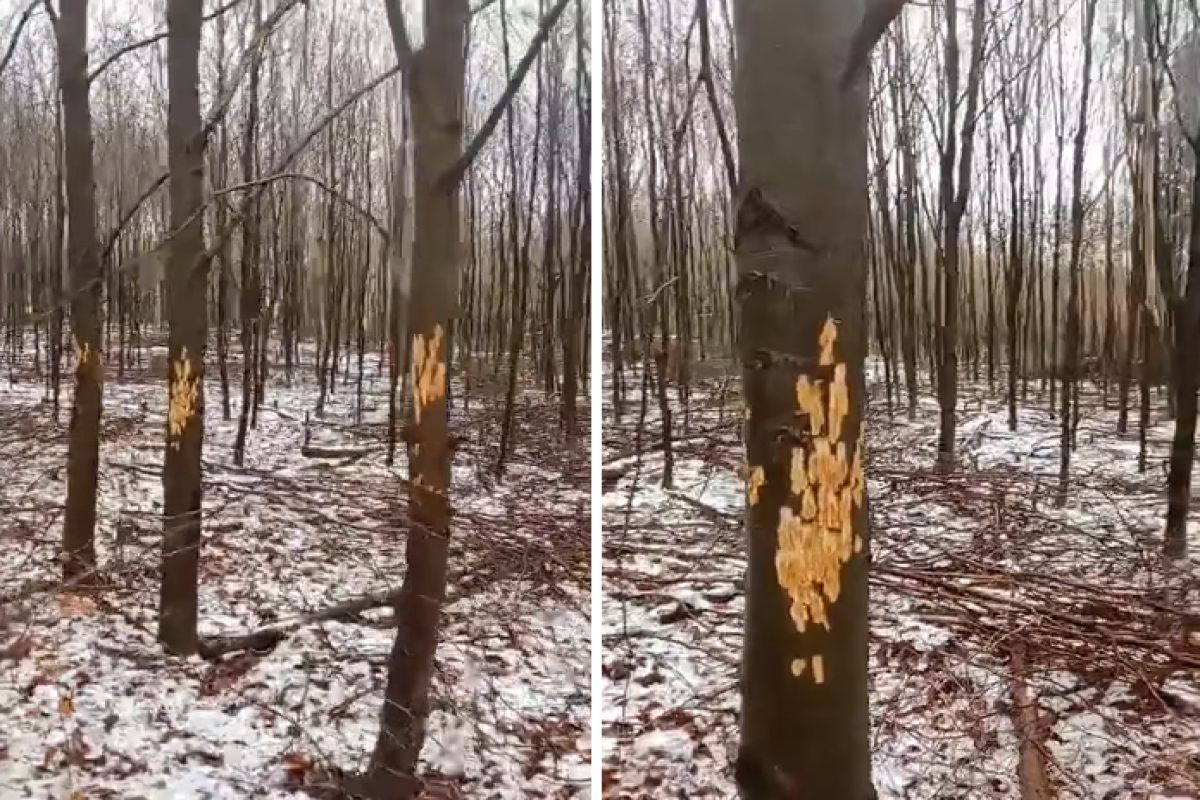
411, 324, 447, 424
75, 340, 104, 383
168, 347, 198, 450
795, 375, 824, 436
747, 465, 766, 506
789, 655, 826, 684
828, 364, 849, 441
775, 315, 866, 681
789, 447, 809, 494
818, 316, 838, 366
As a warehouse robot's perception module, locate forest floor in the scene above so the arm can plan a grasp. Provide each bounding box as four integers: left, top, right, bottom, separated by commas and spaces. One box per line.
0, 340, 590, 799
602, 359, 1199, 799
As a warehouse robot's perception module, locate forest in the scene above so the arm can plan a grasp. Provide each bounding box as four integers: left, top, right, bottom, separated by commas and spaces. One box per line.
601, 0, 1199, 797
0, 0, 591, 797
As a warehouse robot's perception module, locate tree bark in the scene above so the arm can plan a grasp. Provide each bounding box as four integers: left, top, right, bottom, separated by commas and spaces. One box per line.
54, 0, 103, 584
732, 0, 876, 797
936, 0, 986, 470
367, 2, 467, 796
158, 0, 208, 657
1057, 0, 1097, 501
1164, 158, 1200, 558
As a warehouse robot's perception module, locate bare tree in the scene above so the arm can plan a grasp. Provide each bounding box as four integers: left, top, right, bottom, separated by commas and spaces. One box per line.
935, 0, 987, 470
732, 0, 891, 795
158, 0, 209, 656
47, 0, 102, 584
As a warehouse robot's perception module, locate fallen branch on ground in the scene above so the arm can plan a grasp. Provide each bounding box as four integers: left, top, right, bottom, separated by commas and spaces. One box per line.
198, 586, 402, 658
300, 444, 379, 459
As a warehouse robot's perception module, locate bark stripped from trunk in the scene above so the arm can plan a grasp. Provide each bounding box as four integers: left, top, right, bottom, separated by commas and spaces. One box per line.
732, 0, 876, 796
158, 0, 208, 657
367, 2, 466, 795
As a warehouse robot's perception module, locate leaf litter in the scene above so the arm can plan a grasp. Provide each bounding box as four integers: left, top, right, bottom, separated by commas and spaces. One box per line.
602, 359, 1198, 799
0, 343, 589, 799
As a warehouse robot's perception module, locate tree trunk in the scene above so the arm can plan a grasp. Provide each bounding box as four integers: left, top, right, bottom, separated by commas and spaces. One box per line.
367, 2, 467, 795
732, 0, 876, 797
233, 0, 263, 466
1057, 0, 1096, 501
55, 0, 103, 584
1164, 158, 1200, 559
560, 0, 588, 439
158, 0, 208, 657
936, 0, 986, 470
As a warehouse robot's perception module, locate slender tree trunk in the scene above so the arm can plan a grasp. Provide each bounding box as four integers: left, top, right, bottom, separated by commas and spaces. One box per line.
560, 0, 588, 439
496, 0, 543, 475
159, 0, 208, 657
1164, 158, 1200, 558
54, 0, 103, 584
636, 0, 674, 489
51, 91, 65, 422
1057, 0, 1096, 500
368, 2, 466, 795
214, 10, 232, 422
936, 0, 986, 470
233, 0, 263, 466
1102, 136, 1116, 405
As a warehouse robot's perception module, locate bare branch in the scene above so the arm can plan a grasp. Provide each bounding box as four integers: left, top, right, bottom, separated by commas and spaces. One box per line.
195, 64, 402, 277
86, 0, 245, 84
32, 65, 401, 326
471, 0, 500, 16
841, 0, 907, 89
382, 0, 417, 75
199, 0, 307, 145
212, 172, 390, 240
0, 0, 41, 80
697, 0, 737, 191
438, 0, 571, 192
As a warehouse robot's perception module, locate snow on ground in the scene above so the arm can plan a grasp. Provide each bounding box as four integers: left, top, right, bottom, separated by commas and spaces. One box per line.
0, 340, 589, 799
602, 359, 1199, 799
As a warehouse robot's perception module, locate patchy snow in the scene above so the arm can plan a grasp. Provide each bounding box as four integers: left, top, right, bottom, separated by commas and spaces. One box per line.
0, 340, 589, 798
602, 361, 1199, 798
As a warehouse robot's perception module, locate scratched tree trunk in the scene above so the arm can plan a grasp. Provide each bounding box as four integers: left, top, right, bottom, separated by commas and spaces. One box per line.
732, 0, 874, 797
158, 0, 208, 657
54, 0, 103, 584
366, 2, 466, 796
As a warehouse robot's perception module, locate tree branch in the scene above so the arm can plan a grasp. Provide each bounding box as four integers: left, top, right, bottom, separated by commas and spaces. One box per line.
212, 171, 390, 240
697, 0, 737, 191
197, 586, 404, 658
30, 65, 401, 325
841, 0, 908, 89
198, 0, 307, 146
437, 0, 571, 192
194, 64, 402, 278
98, 0, 308, 264
0, 0, 41, 80
381, 0, 417, 76
86, 0, 245, 84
